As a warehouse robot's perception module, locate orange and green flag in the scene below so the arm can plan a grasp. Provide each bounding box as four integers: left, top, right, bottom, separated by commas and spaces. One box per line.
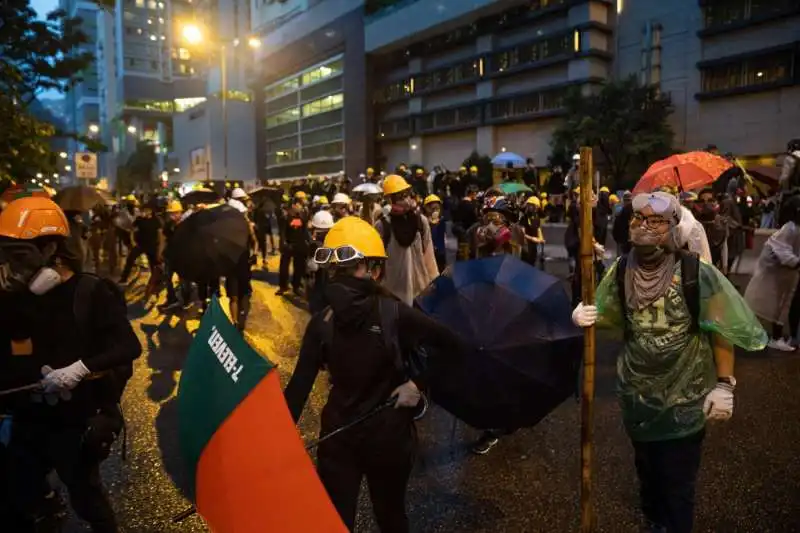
177, 297, 347, 532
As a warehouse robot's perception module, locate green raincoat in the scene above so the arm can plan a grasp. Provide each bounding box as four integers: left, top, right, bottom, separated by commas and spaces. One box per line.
596, 257, 767, 442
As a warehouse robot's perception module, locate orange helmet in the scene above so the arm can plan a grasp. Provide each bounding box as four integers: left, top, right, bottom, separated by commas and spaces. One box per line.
0, 197, 70, 240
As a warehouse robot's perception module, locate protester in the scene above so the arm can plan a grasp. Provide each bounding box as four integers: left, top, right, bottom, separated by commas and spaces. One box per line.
0, 197, 142, 533
452, 185, 480, 261
118, 204, 163, 288
422, 194, 447, 273
572, 191, 766, 533
520, 196, 545, 267
277, 192, 310, 297
306, 210, 335, 314
252, 198, 276, 269
744, 195, 800, 351
284, 216, 466, 533
158, 200, 191, 313
694, 189, 728, 274
375, 175, 438, 306
331, 193, 352, 222
613, 191, 634, 256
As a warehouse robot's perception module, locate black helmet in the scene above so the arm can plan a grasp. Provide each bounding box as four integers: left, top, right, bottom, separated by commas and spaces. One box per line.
788, 139, 800, 153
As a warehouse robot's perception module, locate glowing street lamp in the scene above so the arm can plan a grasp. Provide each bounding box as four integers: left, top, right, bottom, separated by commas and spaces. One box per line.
182, 23, 203, 45
247, 37, 261, 49
36, 173, 43, 179
88, 124, 100, 134
127, 125, 137, 134
59, 151, 67, 159
65, 165, 72, 171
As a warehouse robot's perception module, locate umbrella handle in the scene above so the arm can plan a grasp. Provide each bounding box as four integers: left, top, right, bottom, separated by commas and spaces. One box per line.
675, 166, 684, 193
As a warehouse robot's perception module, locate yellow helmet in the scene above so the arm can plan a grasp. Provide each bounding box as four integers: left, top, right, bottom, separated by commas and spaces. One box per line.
459, 166, 467, 172
525, 196, 541, 207
166, 200, 183, 213
415, 168, 424, 175
383, 174, 411, 196
323, 216, 387, 260
574, 187, 581, 194
424, 194, 442, 206
609, 194, 620, 204
294, 191, 307, 200
600, 186, 610, 193
366, 167, 375, 175
282, 194, 290, 202
318, 196, 329, 205
540, 192, 548, 198
469, 165, 478, 172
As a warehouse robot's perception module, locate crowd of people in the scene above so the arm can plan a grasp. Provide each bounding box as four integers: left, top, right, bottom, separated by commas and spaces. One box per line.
0, 139, 798, 533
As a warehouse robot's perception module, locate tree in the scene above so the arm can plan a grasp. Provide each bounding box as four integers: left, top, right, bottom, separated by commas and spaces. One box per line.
0, 0, 100, 183
550, 76, 675, 190
116, 142, 158, 194
462, 150, 493, 189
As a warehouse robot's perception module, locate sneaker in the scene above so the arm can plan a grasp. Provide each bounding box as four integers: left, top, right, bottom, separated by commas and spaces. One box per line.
470, 434, 499, 455
768, 338, 796, 352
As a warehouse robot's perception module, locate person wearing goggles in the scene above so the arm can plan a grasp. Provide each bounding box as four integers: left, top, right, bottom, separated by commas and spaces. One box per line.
285, 216, 467, 533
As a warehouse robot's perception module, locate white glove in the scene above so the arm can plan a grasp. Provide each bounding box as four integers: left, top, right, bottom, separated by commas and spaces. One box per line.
703, 383, 734, 421
41, 360, 90, 393
572, 302, 598, 328
593, 243, 605, 257
391, 380, 421, 409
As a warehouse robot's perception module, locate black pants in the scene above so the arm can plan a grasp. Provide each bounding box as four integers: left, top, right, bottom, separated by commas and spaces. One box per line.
164, 262, 191, 304
7, 420, 117, 533
434, 249, 447, 273
119, 246, 158, 283
632, 430, 705, 533
198, 279, 220, 311
255, 227, 274, 260
279, 245, 307, 291
317, 427, 415, 533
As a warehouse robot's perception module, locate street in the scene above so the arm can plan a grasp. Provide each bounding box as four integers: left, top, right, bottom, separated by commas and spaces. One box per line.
64, 258, 800, 533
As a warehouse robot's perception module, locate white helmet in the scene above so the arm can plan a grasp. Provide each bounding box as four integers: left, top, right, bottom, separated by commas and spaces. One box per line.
572, 153, 581, 162
312, 195, 321, 204
332, 193, 352, 205
231, 187, 248, 199
311, 210, 334, 229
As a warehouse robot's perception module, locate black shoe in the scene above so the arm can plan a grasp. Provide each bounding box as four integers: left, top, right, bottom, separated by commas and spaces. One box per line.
470, 434, 499, 455
293, 287, 303, 297
276, 288, 288, 296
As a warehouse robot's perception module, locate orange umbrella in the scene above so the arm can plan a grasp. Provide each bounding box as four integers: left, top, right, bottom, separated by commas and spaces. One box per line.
633, 151, 733, 194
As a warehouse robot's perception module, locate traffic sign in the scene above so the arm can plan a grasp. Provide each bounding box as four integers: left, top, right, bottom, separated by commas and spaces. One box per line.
75, 152, 97, 179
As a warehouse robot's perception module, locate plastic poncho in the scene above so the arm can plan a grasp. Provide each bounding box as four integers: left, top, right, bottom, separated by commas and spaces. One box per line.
744, 221, 800, 326
676, 206, 712, 263
596, 257, 767, 442
375, 215, 439, 306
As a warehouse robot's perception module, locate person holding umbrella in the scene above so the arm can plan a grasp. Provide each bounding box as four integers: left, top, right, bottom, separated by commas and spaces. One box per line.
572, 191, 767, 533
284, 216, 467, 533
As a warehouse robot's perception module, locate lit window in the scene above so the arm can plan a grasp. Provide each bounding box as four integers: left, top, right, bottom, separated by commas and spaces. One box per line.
135, 0, 144, 6
179, 48, 191, 60
301, 93, 344, 117
147, 0, 157, 8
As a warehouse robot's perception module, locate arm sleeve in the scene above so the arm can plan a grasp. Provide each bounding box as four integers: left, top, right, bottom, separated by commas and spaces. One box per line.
698, 262, 767, 351
779, 156, 796, 186
764, 223, 800, 267
594, 258, 626, 330
283, 320, 323, 423
82, 284, 142, 372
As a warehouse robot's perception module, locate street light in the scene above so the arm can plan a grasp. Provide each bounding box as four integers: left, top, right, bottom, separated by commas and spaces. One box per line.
59, 152, 67, 159
36, 173, 43, 179
182, 23, 262, 183
127, 125, 137, 134
65, 165, 72, 171
88, 124, 99, 134
52, 173, 59, 178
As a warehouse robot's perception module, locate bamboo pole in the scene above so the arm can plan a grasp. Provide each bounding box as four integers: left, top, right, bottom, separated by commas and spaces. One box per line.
578, 146, 596, 533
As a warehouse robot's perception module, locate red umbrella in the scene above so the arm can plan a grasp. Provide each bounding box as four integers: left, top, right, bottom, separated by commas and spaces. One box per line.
633, 151, 734, 194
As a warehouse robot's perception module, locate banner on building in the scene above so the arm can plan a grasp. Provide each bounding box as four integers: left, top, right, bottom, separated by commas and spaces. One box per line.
190, 147, 208, 181
75, 152, 98, 179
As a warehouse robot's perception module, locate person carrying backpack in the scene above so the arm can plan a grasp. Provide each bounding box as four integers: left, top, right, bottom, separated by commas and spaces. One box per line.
571, 192, 766, 533
284, 216, 467, 533
0, 197, 142, 533
375, 174, 439, 306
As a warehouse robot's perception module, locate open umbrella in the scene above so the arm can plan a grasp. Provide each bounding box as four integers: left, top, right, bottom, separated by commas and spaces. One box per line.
633, 151, 733, 193
54, 186, 113, 211
491, 152, 526, 168
248, 187, 281, 211
352, 182, 382, 195
415, 255, 583, 430
181, 188, 221, 205
494, 182, 532, 195
165, 205, 249, 282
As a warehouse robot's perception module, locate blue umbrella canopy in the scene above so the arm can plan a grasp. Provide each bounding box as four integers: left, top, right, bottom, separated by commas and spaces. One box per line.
416, 255, 583, 429
491, 152, 526, 168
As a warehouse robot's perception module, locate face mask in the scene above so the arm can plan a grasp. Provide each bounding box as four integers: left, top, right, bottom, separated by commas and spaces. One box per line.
28, 267, 63, 295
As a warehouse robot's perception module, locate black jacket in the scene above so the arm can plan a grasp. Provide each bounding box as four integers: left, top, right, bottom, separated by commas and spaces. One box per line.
0, 274, 141, 424
284, 276, 465, 435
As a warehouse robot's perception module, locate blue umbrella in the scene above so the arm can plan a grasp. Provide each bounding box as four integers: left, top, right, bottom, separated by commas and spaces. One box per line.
416, 255, 582, 429
491, 151, 527, 168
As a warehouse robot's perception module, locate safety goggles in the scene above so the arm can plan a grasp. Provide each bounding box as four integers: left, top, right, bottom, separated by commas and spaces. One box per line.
313, 245, 366, 265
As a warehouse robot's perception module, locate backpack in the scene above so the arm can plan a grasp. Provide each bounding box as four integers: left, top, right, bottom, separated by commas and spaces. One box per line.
616, 250, 701, 336
318, 298, 427, 393
379, 215, 427, 253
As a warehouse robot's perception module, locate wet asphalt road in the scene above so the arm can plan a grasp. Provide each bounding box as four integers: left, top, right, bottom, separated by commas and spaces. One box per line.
62, 259, 800, 533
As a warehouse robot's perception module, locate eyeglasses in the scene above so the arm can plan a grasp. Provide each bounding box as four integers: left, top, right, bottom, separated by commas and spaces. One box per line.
313, 245, 365, 265
631, 213, 670, 227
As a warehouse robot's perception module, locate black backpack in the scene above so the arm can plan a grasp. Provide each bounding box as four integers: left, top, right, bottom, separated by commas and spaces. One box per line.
318, 297, 427, 387
379, 215, 427, 253
616, 251, 701, 336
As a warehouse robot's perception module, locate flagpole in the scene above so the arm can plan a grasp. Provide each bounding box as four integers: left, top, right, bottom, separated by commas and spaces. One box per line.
578, 146, 597, 533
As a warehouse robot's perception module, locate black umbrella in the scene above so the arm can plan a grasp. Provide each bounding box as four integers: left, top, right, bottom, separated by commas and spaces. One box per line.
54, 186, 113, 211
165, 205, 249, 282
249, 187, 281, 211
180, 188, 221, 206
415, 254, 583, 430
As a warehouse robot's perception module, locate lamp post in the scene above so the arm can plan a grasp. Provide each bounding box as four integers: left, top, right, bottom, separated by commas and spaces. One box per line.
182, 24, 260, 184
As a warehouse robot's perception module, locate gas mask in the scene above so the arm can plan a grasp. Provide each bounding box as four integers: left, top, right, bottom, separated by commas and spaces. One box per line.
0, 240, 62, 295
